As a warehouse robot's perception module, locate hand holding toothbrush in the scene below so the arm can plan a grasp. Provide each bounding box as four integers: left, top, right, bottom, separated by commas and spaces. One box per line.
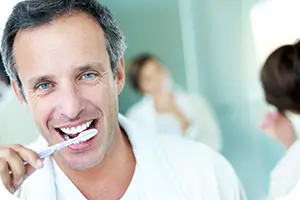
0, 144, 44, 194
0, 129, 97, 194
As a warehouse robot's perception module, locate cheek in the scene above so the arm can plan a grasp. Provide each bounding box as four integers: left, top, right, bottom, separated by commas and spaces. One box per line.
156, 74, 164, 85
84, 80, 118, 112
141, 80, 151, 91
27, 95, 54, 130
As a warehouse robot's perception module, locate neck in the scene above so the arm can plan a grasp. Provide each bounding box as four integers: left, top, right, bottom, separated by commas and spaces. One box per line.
55, 125, 136, 199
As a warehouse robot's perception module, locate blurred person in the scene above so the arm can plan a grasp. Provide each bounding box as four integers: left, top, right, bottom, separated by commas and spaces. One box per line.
260, 40, 300, 199
127, 53, 223, 151
0, 0, 247, 199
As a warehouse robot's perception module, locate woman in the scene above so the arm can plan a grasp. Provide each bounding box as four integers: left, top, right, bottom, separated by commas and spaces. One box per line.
260, 40, 300, 199
126, 53, 223, 152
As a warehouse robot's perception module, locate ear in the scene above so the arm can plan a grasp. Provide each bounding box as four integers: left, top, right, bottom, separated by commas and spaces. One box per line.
116, 56, 125, 95
11, 80, 27, 106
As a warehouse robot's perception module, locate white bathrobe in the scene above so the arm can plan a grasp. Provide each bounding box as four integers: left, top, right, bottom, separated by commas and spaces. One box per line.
126, 92, 223, 152
275, 176, 300, 200
267, 113, 300, 199
268, 141, 300, 200
1, 114, 245, 200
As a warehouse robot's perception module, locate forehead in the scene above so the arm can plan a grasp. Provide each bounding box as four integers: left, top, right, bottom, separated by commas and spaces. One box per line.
141, 60, 162, 75
13, 12, 109, 81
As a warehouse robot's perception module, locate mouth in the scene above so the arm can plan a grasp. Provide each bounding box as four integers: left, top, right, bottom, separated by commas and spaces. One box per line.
55, 119, 98, 149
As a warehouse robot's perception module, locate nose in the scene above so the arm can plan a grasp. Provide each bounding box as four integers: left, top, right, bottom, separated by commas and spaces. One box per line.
57, 84, 84, 120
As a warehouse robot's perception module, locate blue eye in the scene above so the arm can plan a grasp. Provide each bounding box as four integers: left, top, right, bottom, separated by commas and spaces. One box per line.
38, 83, 51, 90
83, 73, 95, 79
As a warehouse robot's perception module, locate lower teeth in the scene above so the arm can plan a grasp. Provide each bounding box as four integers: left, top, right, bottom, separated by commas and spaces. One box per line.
63, 134, 84, 144
64, 134, 70, 140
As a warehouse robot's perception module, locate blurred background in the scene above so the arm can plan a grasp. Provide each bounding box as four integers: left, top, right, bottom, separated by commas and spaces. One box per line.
97, 0, 285, 199
1, 0, 299, 199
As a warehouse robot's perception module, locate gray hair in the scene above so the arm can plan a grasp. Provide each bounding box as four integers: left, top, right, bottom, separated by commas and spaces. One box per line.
1, 0, 127, 88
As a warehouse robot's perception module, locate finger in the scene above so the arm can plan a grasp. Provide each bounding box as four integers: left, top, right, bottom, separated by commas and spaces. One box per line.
260, 111, 279, 130
266, 126, 276, 138
168, 92, 174, 97
259, 118, 274, 130
0, 160, 13, 193
3, 149, 26, 185
10, 145, 43, 169
24, 165, 37, 181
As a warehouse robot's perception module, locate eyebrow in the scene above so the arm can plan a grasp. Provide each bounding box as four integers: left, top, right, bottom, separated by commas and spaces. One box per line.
76, 65, 94, 73
76, 62, 106, 72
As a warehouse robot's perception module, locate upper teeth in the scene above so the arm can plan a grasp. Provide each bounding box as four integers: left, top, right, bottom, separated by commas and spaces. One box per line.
60, 120, 93, 135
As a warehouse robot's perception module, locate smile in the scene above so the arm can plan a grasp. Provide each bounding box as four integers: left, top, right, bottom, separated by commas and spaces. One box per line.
55, 119, 97, 145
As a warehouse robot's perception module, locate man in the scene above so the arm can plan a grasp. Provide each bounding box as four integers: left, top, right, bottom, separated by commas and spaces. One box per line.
0, 0, 246, 199
127, 53, 223, 151
260, 40, 300, 199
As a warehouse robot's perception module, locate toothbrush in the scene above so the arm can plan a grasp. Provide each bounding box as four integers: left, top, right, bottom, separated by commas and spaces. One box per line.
23, 128, 98, 165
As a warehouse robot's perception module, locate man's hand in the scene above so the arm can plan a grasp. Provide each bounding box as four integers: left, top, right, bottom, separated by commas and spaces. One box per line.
0, 144, 44, 194
260, 111, 296, 149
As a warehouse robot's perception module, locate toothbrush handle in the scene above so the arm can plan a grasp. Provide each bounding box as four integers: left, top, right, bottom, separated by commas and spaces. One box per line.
8, 148, 57, 174
22, 137, 77, 165
21, 130, 95, 165
23, 148, 56, 165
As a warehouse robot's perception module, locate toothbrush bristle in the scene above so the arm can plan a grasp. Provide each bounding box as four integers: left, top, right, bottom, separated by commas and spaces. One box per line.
77, 129, 98, 143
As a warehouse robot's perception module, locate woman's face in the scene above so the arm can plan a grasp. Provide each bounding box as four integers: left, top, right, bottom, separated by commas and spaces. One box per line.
139, 60, 166, 95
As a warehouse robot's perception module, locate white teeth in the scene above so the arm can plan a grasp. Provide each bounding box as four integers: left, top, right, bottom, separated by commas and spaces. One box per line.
71, 127, 76, 133
76, 126, 83, 133
60, 120, 93, 135
64, 134, 84, 144
64, 134, 70, 140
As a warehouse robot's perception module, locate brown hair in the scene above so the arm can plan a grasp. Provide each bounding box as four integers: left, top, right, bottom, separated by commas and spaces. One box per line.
261, 40, 300, 114
128, 53, 161, 92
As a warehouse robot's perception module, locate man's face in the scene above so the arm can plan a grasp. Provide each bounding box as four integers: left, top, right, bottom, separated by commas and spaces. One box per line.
139, 60, 166, 95
12, 12, 125, 170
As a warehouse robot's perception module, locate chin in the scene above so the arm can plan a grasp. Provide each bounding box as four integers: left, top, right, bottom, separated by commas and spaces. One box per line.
68, 161, 100, 170
60, 143, 107, 170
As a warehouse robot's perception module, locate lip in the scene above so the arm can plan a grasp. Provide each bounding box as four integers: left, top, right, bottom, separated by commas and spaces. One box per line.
56, 119, 100, 151
67, 133, 98, 151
